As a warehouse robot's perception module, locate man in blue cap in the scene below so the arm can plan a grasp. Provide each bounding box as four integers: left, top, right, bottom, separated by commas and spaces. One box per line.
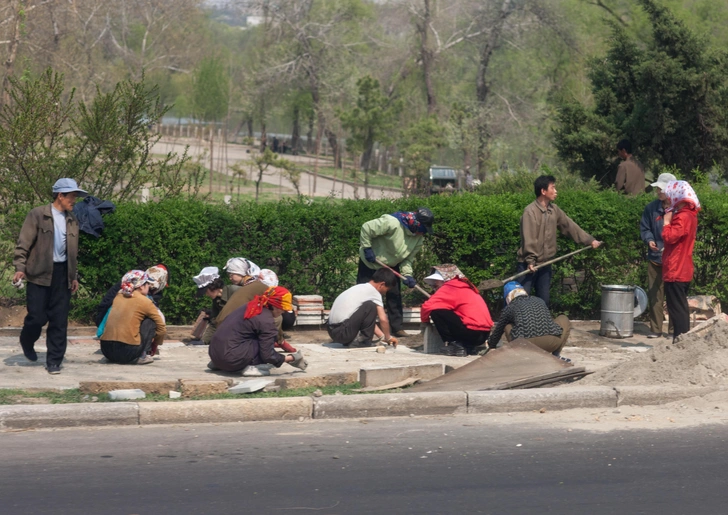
486, 281, 571, 360
13, 178, 88, 374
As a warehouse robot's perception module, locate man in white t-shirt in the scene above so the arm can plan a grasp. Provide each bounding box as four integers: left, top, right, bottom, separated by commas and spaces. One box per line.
326, 268, 400, 347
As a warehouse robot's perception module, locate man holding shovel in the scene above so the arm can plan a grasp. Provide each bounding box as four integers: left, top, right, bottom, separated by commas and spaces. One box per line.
518, 175, 601, 306
358, 207, 434, 337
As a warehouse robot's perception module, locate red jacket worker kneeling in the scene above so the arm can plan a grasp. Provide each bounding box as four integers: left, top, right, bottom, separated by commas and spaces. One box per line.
420, 264, 493, 357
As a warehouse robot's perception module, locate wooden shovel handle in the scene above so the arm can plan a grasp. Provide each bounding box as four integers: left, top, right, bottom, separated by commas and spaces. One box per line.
375, 259, 431, 299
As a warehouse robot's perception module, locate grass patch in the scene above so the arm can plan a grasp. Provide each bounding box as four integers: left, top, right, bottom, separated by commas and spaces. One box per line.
0, 382, 397, 405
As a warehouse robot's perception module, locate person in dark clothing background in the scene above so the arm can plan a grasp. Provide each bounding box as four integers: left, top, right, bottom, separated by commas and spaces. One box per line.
639, 173, 676, 338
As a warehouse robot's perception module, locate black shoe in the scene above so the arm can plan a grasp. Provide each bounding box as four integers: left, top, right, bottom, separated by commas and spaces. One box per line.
47, 364, 61, 375
20, 342, 37, 362
187, 339, 206, 346
207, 361, 220, 371
440, 341, 467, 357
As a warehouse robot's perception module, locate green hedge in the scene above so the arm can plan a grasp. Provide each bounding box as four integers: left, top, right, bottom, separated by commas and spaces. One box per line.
60, 188, 727, 323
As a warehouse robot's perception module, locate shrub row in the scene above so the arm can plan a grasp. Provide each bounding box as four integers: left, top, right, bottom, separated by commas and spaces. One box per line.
56, 188, 728, 323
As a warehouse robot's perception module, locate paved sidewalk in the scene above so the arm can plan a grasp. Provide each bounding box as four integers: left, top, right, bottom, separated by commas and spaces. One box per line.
0, 321, 659, 391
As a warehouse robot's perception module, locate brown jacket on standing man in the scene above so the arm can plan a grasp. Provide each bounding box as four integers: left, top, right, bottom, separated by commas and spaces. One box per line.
13, 178, 87, 374
615, 139, 645, 196
516, 175, 601, 307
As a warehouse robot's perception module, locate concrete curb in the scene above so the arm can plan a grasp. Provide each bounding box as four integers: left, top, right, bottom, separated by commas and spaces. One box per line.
313, 391, 467, 419
0, 402, 139, 430
467, 387, 617, 414
138, 397, 313, 425
1, 386, 723, 430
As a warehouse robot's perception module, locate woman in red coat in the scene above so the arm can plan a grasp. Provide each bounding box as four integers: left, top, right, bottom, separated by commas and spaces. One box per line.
421, 264, 494, 357
661, 180, 700, 342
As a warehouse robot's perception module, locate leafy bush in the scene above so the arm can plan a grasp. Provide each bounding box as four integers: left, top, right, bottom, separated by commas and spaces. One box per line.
7, 189, 723, 323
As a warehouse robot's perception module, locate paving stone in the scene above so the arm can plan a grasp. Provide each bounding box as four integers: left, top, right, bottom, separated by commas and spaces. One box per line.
108, 389, 146, 400
228, 379, 275, 394
179, 379, 230, 398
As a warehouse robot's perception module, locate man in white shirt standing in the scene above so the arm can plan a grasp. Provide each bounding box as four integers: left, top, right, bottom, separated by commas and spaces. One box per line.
13, 178, 87, 374
326, 268, 400, 347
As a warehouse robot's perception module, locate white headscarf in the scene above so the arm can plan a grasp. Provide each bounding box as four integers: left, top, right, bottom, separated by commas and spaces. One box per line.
193, 266, 219, 288
259, 269, 279, 287
224, 257, 260, 277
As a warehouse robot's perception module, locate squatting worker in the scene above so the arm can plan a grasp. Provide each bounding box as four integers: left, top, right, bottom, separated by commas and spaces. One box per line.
615, 139, 645, 196
208, 286, 307, 376
640, 173, 676, 338
100, 271, 167, 365
420, 264, 493, 357
661, 180, 700, 342
358, 207, 434, 338
487, 281, 571, 360
326, 268, 399, 348
517, 175, 601, 307
13, 178, 87, 375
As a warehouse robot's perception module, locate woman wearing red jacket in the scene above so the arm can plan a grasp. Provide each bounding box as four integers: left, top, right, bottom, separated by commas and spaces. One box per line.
420, 264, 494, 357
661, 180, 700, 342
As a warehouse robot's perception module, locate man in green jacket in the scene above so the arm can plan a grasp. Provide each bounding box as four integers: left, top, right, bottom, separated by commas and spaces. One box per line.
357, 207, 434, 337
13, 178, 87, 374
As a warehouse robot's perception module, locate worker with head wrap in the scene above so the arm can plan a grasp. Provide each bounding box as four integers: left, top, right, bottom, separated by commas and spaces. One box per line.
486, 281, 571, 360
208, 286, 307, 376
358, 207, 434, 338
420, 264, 493, 357
95, 264, 168, 327
99, 270, 167, 365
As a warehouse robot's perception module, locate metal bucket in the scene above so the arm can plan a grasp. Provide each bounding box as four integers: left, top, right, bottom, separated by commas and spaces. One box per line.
599, 285, 648, 338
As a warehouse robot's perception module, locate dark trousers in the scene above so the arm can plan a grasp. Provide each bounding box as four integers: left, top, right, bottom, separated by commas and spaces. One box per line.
429, 309, 489, 350
282, 310, 296, 331
665, 281, 690, 340
20, 262, 71, 367
100, 318, 156, 364
516, 262, 553, 307
326, 301, 378, 345
357, 259, 403, 332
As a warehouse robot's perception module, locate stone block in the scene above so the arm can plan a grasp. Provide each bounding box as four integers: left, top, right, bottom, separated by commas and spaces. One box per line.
275, 372, 358, 390
138, 397, 313, 425
228, 379, 275, 394
179, 379, 230, 398
360, 364, 444, 388
108, 389, 146, 400
467, 387, 617, 414
79, 381, 179, 395
313, 391, 467, 419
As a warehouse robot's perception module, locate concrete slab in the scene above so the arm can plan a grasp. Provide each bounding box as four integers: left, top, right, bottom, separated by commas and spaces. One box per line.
360, 363, 444, 387
108, 389, 146, 400
228, 379, 275, 394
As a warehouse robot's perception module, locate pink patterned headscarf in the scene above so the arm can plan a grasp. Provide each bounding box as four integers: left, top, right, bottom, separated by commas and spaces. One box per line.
120, 270, 151, 297
664, 180, 701, 212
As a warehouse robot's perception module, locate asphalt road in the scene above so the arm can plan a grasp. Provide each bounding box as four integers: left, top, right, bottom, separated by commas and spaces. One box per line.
2, 415, 726, 514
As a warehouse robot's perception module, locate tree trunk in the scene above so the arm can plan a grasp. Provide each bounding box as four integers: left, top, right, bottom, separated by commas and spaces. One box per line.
361, 129, 375, 171
415, 0, 437, 115
291, 104, 301, 154
306, 111, 315, 153
475, 0, 514, 179
247, 117, 254, 139
1, 1, 23, 109
325, 129, 341, 168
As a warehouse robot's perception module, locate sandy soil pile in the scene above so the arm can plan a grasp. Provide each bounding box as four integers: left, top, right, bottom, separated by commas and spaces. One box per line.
583, 316, 728, 387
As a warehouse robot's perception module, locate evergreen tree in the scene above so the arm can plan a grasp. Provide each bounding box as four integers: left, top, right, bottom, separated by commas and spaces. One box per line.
554, 0, 728, 183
